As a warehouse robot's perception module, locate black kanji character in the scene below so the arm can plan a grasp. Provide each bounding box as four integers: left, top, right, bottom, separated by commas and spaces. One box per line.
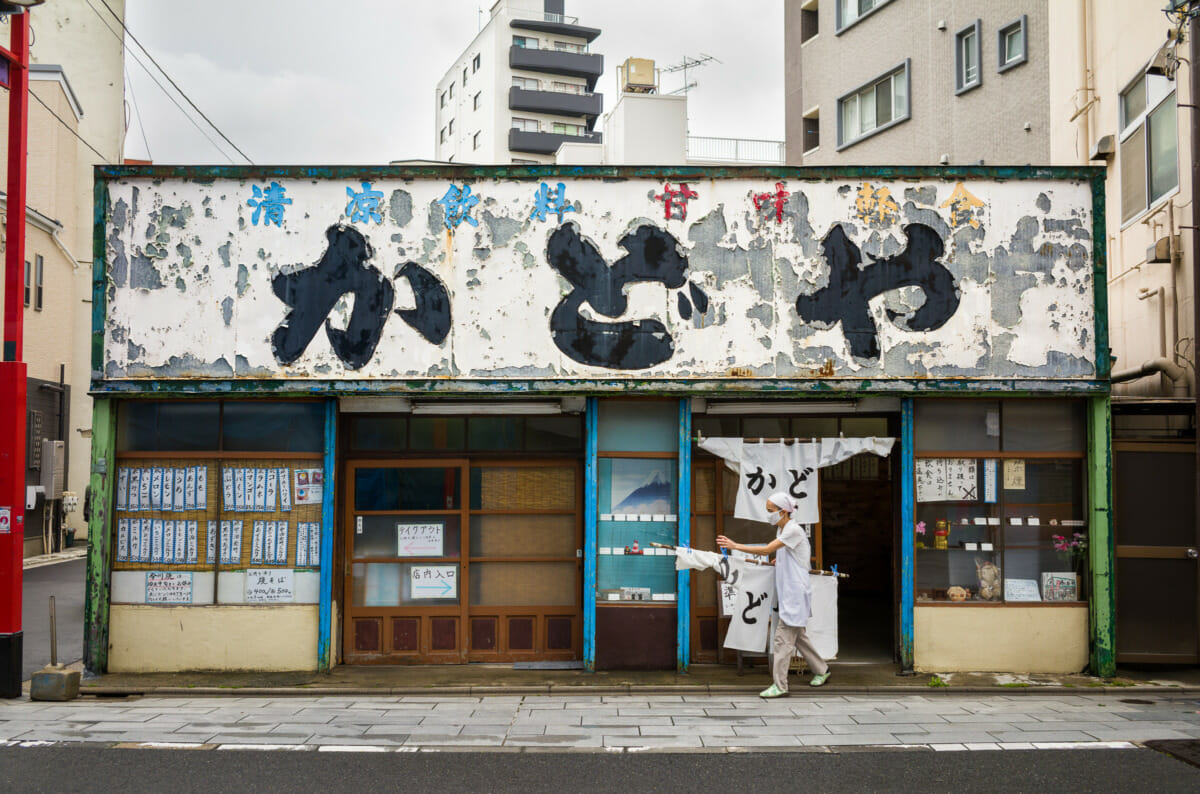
788, 467, 814, 500
546, 222, 707, 369
795, 223, 959, 360
742, 591, 768, 624
272, 224, 394, 369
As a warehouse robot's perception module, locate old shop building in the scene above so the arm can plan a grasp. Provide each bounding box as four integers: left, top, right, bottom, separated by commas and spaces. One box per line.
83, 165, 1113, 676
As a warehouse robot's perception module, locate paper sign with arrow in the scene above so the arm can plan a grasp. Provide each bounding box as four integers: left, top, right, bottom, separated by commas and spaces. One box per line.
396, 522, 444, 557
410, 565, 457, 599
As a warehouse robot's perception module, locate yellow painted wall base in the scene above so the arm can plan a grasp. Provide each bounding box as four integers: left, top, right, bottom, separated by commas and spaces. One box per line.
109, 605, 319, 672
914, 606, 1089, 674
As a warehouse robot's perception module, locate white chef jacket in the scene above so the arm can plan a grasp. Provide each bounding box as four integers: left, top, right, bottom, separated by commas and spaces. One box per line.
774, 518, 813, 627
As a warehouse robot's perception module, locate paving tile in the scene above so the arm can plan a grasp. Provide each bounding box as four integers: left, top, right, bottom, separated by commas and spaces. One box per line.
851, 712, 949, 725
404, 734, 508, 746
502, 735, 603, 748
278, 724, 369, 737
732, 725, 827, 737
827, 723, 924, 735
638, 725, 737, 737
893, 732, 1006, 745
1082, 728, 1197, 742
798, 734, 901, 747
987, 730, 1097, 742
603, 735, 704, 748
206, 734, 311, 745
704, 735, 800, 747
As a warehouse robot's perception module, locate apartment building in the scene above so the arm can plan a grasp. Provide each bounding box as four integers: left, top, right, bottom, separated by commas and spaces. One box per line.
434, 0, 604, 165
784, 0, 1049, 166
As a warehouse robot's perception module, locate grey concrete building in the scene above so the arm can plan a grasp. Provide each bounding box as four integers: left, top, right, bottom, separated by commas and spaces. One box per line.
784, 0, 1049, 166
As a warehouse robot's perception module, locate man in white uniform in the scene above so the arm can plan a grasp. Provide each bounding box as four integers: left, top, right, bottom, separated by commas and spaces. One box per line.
717, 491, 830, 697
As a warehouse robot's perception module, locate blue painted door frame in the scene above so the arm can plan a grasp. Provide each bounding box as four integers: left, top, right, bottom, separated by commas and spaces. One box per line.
677, 399, 692, 672
583, 397, 598, 671
900, 398, 915, 671
317, 398, 336, 672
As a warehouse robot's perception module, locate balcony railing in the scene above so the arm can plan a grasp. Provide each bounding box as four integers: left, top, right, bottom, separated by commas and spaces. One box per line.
686, 136, 786, 165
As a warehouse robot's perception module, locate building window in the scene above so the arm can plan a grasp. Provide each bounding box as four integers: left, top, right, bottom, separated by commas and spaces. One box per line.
448, 119, 454, 135
552, 122, 585, 136
23, 259, 31, 307
837, 61, 909, 149
554, 40, 585, 54
1120, 69, 1178, 223
34, 254, 43, 311
914, 400, 1089, 604
955, 20, 982, 94
800, 1, 819, 43
552, 81, 584, 95
512, 117, 540, 132
472, 54, 481, 72
802, 108, 820, 153
836, 0, 891, 32
473, 92, 481, 111
440, 91, 446, 108
449, 82, 455, 99
513, 35, 538, 49
512, 76, 540, 90
440, 127, 447, 144
473, 131, 481, 150
462, 66, 468, 86
997, 16, 1028, 72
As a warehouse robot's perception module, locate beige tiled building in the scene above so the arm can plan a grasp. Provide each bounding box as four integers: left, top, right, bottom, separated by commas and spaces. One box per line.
0, 2, 125, 555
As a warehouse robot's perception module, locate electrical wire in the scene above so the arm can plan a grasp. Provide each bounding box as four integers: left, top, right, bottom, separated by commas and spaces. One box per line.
94, 0, 254, 164
28, 87, 111, 163
124, 63, 153, 162
80, 0, 239, 164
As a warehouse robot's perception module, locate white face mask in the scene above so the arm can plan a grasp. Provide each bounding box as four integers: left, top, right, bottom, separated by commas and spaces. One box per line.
767, 509, 787, 527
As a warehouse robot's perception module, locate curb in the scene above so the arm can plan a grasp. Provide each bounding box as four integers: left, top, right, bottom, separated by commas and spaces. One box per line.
75, 684, 1200, 698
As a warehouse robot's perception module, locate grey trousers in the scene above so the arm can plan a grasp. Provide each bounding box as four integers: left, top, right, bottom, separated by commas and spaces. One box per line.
772, 621, 828, 691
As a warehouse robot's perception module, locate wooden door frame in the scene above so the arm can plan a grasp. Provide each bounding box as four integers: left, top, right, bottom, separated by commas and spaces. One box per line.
342, 458, 470, 664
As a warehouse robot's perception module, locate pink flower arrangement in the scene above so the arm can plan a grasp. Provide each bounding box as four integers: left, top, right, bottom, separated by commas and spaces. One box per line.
915, 521, 926, 535
1052, 532, 1087, 553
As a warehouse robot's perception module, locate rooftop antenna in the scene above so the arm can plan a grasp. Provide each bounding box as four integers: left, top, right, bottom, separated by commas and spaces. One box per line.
661, 52, 720, 97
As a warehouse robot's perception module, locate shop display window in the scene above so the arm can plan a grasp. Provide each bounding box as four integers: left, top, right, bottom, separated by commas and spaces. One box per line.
914, 400, 1087, 604
347, 415, 583, 454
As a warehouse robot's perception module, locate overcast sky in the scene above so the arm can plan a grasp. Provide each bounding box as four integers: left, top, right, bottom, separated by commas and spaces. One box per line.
121, 0, 784, 165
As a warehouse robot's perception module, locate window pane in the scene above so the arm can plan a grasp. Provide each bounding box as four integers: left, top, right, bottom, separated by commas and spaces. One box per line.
893, 69, 907, 117
469, 561, 576, 605
468, 416, 522, 450
875, 79, 892, 125
1148, 96, 1179, 204
410, 417, 465, 450
525, 416, 583, 451
1002, 401, 1084, 452
915, 400, 1000, 452
222, 402, 324, 452
352, 513, 461, 559
352, 562, 460, 606
597, 400, 677, 452
354, 467, 461, 511
1120, 125, 1148, 222
470, 465, 576, 511
470, 514, 576, 558
840, 95, 858, 143
350, 416, 407, 451
1005, 28, 1024, 62
118, 401, 221, 451
1121, 78, 1146, 130
860, 85, 876, 132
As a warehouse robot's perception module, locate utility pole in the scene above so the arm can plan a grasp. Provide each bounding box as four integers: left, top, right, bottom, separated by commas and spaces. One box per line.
0, 2, 37, 699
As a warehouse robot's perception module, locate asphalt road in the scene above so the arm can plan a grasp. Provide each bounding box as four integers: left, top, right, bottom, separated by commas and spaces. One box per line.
20, 559, 85, 679
1, 747, 1198, 793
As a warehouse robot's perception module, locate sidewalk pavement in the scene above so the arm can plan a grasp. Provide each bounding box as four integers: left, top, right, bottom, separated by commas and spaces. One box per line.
21, 546, 87, 570
3, 690, 1199, 753
71, 661, 1200, 698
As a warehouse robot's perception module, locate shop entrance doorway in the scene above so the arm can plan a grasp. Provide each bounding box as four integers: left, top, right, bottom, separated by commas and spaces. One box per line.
342, 458, 583, 664
689, 414, 897, 665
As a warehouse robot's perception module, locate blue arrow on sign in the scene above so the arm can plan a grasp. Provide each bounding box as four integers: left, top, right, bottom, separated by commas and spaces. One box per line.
414, 580, 453, 597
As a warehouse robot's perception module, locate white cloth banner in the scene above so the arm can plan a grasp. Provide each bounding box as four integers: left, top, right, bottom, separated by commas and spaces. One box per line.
804, 575, 839, 660
674, 546, 724, 571
698, 437, 896, 523
721, 558, 778, 653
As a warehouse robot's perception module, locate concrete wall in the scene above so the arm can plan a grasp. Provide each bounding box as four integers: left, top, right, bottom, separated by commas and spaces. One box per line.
786, 0, 1050, 167
1049, 1, 1195, 398
602, 93, 687, 165
914, 605, 1089, 673
108, 605, 319, 672
99, 172, 1098, 386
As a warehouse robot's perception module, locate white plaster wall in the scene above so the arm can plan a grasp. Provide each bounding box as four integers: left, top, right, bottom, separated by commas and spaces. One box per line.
108, 605, 318, 672
914, 605, 1089, 673
102, 175, 1097, 385
604, 94, 688, 165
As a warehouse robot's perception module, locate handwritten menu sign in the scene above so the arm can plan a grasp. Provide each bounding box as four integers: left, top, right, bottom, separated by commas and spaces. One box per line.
410, 565, 458, 599
915, 458, 979, 502
145, 571, 193, 604
397, 523, 444, 557
245, 568, 294, 602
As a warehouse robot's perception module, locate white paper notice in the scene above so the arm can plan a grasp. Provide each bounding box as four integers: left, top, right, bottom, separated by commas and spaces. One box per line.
117, 518, 129, 561
220, 520, 232, 564
128, 468, 140, 511
117, 468, 129, 511
983, 459, 997, 503
296, 522, 309, 567
151, 519, 164, 563
146, 572, 193, 604
245, 568, 294, 603
185, 466, 197, 510
308, 523, 320, 568
252, 521, 265, 565
173, 469, 186, 513
397, 522, 443, 556
197, 466, 208, 508
234, 469, 246, 512
294, 468, 323, 505
255, 469, 267, 512
266, 469, 277, 512
230, 520, 243, 563
278, 467, 291, 511
138, 519, 150, 562
186, 520, 198, 563
275, 521, 289, 565
138, 468, 151, 511
410, 565, 457, 599
222, 468, 234, 511
207, 520, 217, 564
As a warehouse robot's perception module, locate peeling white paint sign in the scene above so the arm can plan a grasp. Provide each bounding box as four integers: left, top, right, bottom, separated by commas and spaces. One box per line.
99, 169, 1100, 388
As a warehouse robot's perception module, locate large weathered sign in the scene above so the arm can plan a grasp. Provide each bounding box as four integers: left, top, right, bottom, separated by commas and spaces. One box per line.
97, 168, 1100, 389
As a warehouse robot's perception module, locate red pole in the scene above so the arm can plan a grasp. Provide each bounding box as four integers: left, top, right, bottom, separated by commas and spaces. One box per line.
0, 9, 31, 699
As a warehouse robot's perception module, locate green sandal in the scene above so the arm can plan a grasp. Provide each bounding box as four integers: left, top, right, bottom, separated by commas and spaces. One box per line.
809, 671, 831, 687
759, 684, 789, 698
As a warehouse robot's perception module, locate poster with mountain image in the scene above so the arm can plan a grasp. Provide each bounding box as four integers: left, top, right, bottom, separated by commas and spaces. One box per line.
610, 460, 675, 516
